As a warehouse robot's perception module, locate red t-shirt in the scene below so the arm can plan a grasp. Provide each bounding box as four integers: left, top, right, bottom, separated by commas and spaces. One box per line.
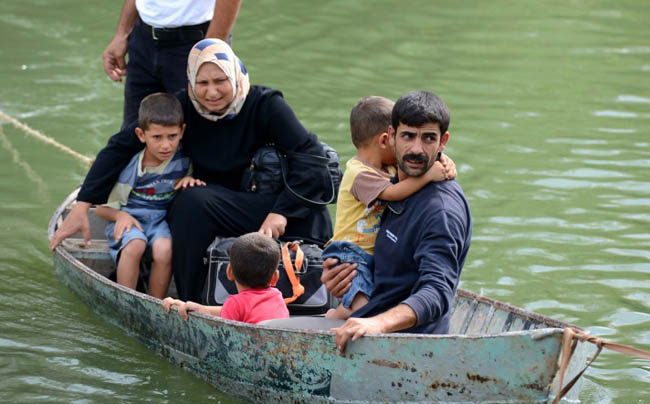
220, 288, 290, 324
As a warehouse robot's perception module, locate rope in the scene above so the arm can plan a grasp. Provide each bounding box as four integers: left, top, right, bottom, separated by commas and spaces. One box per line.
0, 110, 93, 167
552, 327, 650, 403
0, 125, 47, 192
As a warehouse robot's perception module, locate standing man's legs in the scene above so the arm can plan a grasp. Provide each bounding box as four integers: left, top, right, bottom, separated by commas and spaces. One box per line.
122, 20, 198, 129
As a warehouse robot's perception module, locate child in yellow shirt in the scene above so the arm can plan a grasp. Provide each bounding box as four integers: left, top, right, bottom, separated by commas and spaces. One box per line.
323, 96, 456, 319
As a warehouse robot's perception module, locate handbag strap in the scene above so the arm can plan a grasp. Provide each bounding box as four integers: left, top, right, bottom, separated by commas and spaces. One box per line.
281, 241, 305, 304
279, 151, 336, 207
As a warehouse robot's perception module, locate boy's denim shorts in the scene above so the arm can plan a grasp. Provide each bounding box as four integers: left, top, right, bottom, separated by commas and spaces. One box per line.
322, 241, 374, 309
104, 207, 171, 263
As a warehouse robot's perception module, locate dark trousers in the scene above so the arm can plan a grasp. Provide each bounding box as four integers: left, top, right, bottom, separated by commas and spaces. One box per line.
122, 20, 199, 129
167, 185, 333, 301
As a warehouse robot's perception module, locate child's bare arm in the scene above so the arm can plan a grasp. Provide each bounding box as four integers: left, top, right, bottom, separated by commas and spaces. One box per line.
440, 153, 457, 180
172, 301, 222, 320
162, 297, 184, 312
96, 206, 143, 241
378, 162, 446, 201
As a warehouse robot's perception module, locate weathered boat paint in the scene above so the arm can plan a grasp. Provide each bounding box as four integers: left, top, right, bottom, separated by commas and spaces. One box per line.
49, 190, 590, 403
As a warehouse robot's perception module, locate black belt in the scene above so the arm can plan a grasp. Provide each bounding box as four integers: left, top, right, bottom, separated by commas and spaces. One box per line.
140, 18, 210, 42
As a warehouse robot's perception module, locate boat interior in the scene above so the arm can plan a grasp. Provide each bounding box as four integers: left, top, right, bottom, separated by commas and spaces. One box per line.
59, 206, 573, 335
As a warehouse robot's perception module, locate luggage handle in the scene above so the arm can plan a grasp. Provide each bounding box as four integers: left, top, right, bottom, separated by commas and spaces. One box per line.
281, 241, 305, 304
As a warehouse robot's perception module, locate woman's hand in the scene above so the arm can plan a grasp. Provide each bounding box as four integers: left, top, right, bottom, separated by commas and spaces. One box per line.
321, 258, 358, 299
439, 153, 457, 180
113, 211, 143, 241
174, 176, 206, 190
50, 201, 92, 250
258, 213, 287, 238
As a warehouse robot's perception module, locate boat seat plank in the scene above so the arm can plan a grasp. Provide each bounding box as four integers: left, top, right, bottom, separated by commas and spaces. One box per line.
259, 316, 344, 330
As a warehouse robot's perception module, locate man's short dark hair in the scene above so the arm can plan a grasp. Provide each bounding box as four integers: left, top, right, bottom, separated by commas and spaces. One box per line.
391, 91, 450, 134
138, 92, 184, 130
350, 96, 394, 148
229, 233, 280, 289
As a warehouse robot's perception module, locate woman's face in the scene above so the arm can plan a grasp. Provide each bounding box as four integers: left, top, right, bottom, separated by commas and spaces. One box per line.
194, 63, 234, 114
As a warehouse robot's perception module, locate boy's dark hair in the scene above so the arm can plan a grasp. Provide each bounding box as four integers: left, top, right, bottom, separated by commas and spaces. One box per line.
391, 90, 450, 134
138, 92, 184, 130
349, 96, 394, 148
229, 233, 280, 289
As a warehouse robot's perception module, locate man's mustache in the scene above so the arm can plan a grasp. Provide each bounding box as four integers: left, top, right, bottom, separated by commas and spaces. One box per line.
402, 153, 427, 163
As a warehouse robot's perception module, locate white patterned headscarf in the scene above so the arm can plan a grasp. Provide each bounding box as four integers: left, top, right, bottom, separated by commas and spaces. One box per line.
187, 39, 251, 122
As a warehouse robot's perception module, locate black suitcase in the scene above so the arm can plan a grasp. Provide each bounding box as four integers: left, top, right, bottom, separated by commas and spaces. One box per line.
202, 237, 333, 315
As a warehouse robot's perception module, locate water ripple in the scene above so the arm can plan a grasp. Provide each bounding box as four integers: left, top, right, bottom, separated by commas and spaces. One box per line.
592, 110, 638, 118
604, 248, 650, 260
616, 95, 650, 103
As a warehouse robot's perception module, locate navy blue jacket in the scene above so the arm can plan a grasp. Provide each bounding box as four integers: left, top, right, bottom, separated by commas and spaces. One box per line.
353, 179, 472, 334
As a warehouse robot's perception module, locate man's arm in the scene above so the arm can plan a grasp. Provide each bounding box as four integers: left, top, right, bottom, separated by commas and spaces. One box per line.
332, 304, 416, 354
205, 0, 242, 40
102, 0, 138, 82
332, 210, 467, 352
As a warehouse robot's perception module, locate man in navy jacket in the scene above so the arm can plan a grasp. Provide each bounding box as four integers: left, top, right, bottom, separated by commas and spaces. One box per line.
322, 90, 472, 353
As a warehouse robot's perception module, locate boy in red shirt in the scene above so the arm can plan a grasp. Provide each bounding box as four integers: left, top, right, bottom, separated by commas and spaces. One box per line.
162, 233, 289, 324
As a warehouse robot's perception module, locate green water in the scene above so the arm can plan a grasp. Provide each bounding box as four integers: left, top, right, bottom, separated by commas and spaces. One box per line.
1, 0, 648, 402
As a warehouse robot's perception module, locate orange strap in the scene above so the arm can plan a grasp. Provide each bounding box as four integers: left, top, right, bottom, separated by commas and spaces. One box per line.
281, 242, 305, 304
552, 327, 650, 404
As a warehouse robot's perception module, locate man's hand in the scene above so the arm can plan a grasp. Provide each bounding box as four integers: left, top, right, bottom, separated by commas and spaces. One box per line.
258, 213, 287, 238
174, 176, 206, 190
331, 304, 417, 354
102, 36, 128, 82
321, 258, 357, 298
439, 153, 457, 180
113, 211, 143, 241
50, 201, 92, 250
331, 317, 386, 355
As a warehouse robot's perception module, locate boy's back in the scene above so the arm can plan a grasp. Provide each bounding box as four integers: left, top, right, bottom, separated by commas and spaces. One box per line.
330, 157, 394, 254
221, 288, 288, 324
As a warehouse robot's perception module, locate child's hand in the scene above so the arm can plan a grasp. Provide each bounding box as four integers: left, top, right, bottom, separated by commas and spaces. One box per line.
174, 176, 206, 190
440, 153, 457, 180
424, 161, 446, 183
162, 297, 184, 312
178, 301, 202, 321
113, 211, 143, 241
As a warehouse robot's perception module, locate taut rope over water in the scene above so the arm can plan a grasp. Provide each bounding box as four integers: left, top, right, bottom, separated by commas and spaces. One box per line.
0, 110, 93, 167
552, 327, 650, 403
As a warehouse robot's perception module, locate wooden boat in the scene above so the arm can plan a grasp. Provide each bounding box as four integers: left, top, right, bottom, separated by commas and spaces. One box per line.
49, 189, 591, 403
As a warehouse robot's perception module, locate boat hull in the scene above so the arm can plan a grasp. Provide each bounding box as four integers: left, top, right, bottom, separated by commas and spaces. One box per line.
53, 249, 589, 403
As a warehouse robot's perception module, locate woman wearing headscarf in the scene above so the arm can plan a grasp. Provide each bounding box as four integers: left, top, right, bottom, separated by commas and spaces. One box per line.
51, 39, 333, 301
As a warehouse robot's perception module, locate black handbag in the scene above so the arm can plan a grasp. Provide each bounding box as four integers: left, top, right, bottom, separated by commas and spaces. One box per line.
240, 142, 343, 207
202, 236, 332, 314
